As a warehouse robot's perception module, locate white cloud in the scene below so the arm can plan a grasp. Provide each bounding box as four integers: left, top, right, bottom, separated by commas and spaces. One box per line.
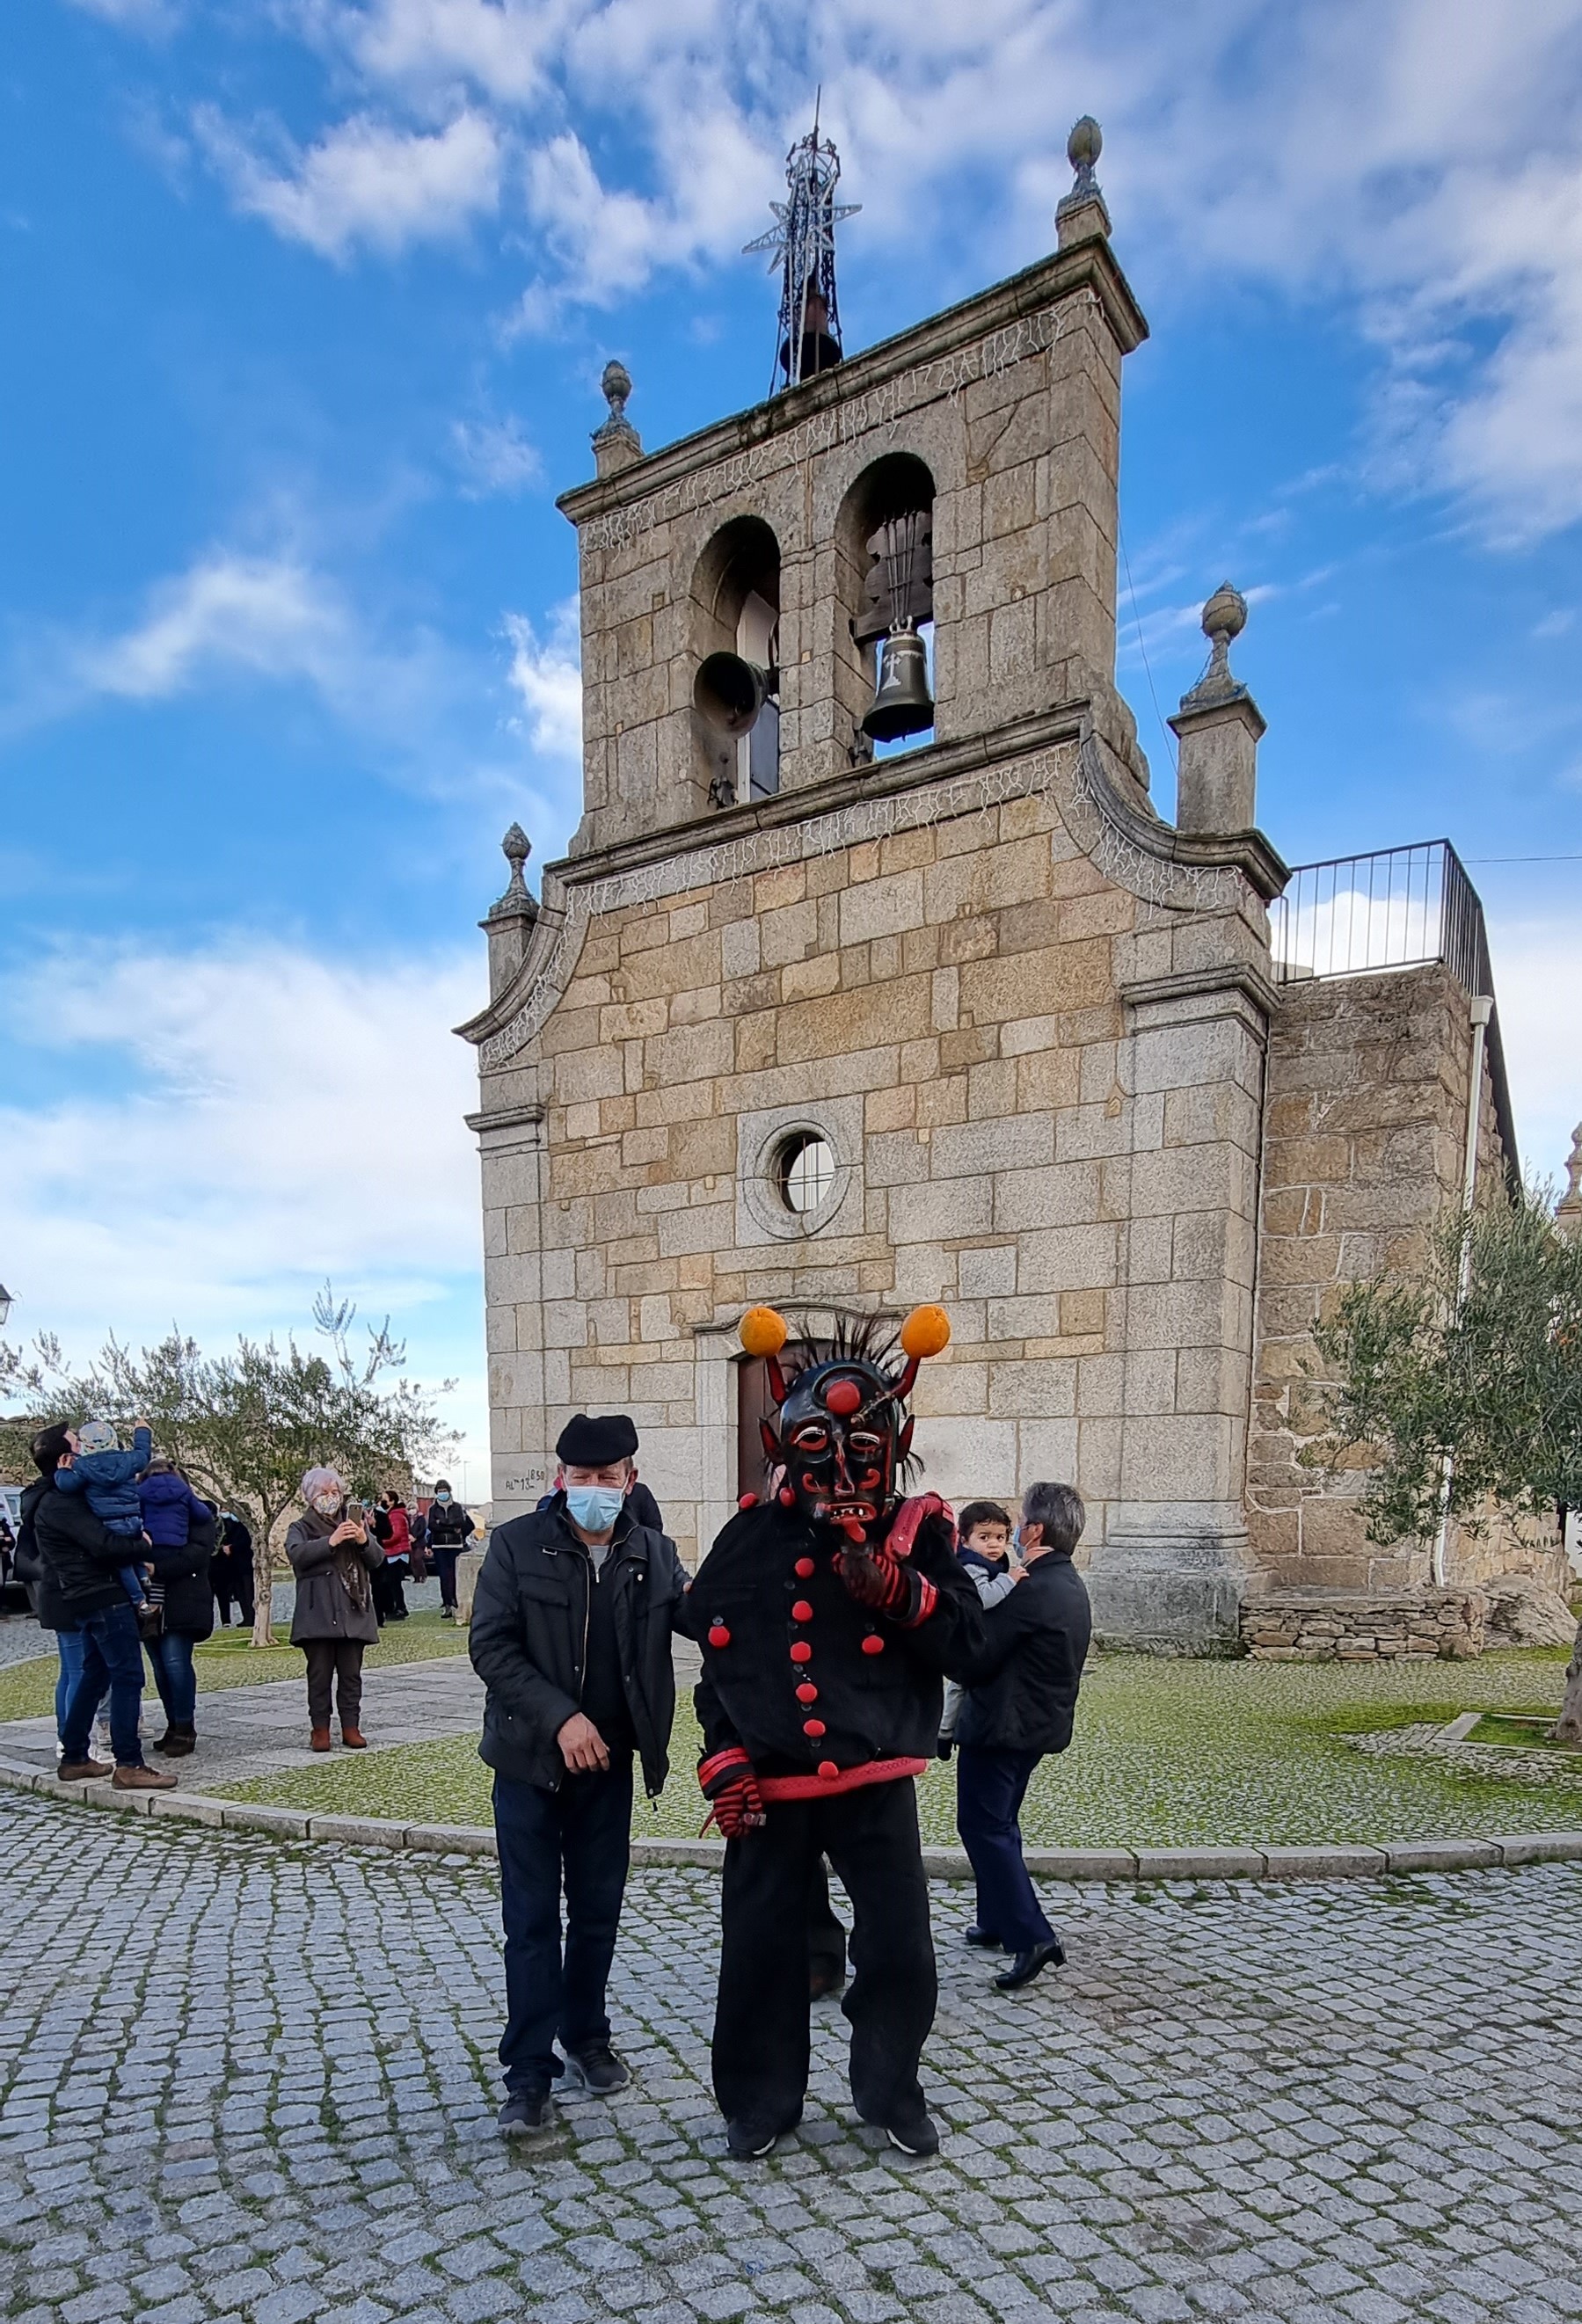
0, 936, 490, 1458
502, 598, 581, 759
449, 413, 541, 495
193, 104, 502, 260
81, 552, 351, 701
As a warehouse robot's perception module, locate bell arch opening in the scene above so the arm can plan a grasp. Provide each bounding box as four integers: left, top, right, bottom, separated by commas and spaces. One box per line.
835, 452, 937, 762
689, 514, 781, 807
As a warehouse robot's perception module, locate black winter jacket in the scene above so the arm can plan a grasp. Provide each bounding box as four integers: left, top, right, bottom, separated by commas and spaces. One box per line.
469, 1497, 687, 1796
147, 1505, 217, 1640
25, 1474, 129, 1622
683, 1503, 986, 1783
426, 1500, 471, 1550
957, 1551, 1091, 1755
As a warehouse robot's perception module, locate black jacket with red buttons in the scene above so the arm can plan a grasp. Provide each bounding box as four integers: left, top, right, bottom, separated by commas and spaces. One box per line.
682, 1501, 984, 1790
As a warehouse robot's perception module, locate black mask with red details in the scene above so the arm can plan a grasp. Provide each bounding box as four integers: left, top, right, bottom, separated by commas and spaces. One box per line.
740, 1304, 952, 1542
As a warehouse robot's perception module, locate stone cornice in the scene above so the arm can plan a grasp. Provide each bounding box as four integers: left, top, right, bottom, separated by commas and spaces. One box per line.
556, 239, 1148, 535
456, 712, 1287, 1066
1119, 962, 1283, 1022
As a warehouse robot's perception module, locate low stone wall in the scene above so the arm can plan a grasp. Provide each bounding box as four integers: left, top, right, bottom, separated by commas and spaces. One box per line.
1241, 1587, 1484, 1662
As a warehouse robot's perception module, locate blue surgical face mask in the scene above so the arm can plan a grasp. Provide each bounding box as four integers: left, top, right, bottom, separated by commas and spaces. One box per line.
565, 1484, 624, 1534
435, 1491, 451, 1504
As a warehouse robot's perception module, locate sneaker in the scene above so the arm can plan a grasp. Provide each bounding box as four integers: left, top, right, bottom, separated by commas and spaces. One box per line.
112, 1764, 177, 1791
562, 2043, 631, 2095
725, 2117, 784, 2159
884, 2110, 941, 2157
994, 1936, 1067, 1992
57, 1759, 113, 1781
499, 2088, 554, 2136
441, 1606, 456, 1621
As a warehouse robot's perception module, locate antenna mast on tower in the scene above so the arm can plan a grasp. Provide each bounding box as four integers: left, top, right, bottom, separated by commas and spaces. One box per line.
743, 95, 859, 393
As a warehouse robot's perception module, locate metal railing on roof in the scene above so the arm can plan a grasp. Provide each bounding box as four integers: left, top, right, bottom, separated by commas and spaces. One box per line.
1270, 838, 1517, 1182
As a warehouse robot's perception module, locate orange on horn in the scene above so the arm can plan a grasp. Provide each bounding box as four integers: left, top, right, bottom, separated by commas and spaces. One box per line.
740, 1305, 790, 1358
899, 1304, 951, 1361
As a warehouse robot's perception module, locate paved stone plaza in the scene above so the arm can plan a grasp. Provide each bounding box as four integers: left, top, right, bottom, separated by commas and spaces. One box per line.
2, 1792, 1578, 2324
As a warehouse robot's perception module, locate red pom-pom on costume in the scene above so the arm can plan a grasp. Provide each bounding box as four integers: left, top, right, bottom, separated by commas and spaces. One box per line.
817, 1760, 839, 1781
708, 1624, 731, 1650
804, 1719, 826, 1738
790, 1641, 813, 1664
861, 1634, 885, 1656
738, 1492, 758, 1509
778, 1487, 796, 1507
794, 1557, 815, 1578
796, 1681, 818, 1703
791, 1599, 813, 1622
825, 1378, 862, 1416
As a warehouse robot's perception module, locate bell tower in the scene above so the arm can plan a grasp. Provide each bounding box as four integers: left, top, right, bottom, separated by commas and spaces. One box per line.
462, 121, 1288, 1650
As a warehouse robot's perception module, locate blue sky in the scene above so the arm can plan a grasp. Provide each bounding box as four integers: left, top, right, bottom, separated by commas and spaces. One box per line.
4, 0, 1581, 1487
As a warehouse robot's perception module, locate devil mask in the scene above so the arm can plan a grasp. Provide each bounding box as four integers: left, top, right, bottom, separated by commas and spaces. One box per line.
740, 1304, 951, 1540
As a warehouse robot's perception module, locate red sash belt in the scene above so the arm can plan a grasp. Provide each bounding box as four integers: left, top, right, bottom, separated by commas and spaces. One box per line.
756, 1756, 928, 1802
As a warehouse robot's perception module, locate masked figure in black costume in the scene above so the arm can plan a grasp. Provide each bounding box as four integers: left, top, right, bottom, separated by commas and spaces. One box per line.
684, 1303, 982, 2159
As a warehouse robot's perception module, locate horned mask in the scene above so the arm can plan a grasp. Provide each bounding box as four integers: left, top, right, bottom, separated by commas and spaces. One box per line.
740, 1304, 951, 1541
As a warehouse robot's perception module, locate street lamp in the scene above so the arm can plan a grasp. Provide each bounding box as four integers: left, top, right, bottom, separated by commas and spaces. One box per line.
0, 1286, 11, 1329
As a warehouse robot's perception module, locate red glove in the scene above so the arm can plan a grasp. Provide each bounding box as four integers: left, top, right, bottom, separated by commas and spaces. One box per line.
834, 1542, 938, 1627
697, 1745, 766, 1837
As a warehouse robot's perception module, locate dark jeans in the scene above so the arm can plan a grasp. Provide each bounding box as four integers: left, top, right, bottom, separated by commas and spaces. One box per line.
955, 1744, 1055, 1952
60, 1603, 147, 1768
54, 1628, 106, 1745
147, 1630, 197, 1725
432, 1547, 459, 1609
713, 1778, 935, 2135
303, 1639, 365, 1730
493, 1759, 633, 2095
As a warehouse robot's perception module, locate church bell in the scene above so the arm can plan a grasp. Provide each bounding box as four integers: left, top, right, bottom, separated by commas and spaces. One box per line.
861, 623, 934, 743
694, 651, 775, 737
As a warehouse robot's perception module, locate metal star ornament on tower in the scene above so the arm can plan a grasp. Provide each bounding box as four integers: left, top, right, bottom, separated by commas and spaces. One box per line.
744, 98, 859, 393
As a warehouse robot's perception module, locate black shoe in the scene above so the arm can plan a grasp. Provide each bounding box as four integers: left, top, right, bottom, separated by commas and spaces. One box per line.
994, 1936, 1067, 1992
499, 2087, 554, 2135
883, 2110, 941, 2157
725, 2117, 784, 2158
963, 1925, 1003, 1949
562, 2044, 631, 2095
154, 1723, 196, 1757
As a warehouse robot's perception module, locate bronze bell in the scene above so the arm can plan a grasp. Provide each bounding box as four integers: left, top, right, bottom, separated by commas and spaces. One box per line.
861, 623, 934, 743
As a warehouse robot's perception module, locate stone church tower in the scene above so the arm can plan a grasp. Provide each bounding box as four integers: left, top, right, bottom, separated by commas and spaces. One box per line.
459, 123, 1549, 1649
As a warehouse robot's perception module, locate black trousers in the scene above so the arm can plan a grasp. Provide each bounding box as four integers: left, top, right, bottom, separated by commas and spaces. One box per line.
303, 1638, 365, 1730
713, 1778, 935, 2134
493, 1759, 633, 2095
432, 1547, 459, 1609
212, 1559, 255, 1626
372, 1559, 408, 1622
955, 1745, 1055, 1951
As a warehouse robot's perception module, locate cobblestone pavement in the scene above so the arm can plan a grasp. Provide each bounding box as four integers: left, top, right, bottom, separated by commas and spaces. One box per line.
2, 1792, 1578, 2324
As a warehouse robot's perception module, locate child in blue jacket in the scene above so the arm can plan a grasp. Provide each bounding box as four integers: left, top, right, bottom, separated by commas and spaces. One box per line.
55, 1418, 155, 1625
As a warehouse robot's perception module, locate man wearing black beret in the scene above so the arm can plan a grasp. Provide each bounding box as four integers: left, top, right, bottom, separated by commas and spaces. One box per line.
470, 1413, 688, 2135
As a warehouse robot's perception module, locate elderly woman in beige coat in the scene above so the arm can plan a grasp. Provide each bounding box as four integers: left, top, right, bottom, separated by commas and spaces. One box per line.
284, 1466, 383, 1751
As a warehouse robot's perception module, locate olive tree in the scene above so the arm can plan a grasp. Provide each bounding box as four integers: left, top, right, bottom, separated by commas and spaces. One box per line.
1310, 1191, 1582, 1742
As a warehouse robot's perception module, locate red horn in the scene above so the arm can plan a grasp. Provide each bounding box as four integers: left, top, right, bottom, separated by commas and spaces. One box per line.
766, 1354, 789, 1406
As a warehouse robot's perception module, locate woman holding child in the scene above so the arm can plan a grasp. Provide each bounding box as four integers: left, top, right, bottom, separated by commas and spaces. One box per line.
284, 1466, 384, 1752
136, 1458, 217, 1758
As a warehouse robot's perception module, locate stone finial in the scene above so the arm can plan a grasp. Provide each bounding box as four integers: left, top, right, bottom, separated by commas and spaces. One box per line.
1057, 115, 1112, 248
1557, 1122, 1582, 1242
1169, 581, 1265, 837
592, 357, 643, 477
482, 824, 538, 1000
1182, 582, 1250, 709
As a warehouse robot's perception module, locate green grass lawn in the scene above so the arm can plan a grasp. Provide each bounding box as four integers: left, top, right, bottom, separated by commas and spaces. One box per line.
225, 1647, 1582, 1848
0, 1610, 470, 1725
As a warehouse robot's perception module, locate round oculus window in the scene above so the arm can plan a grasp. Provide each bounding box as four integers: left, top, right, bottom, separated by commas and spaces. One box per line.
776, 1131, 835, 1215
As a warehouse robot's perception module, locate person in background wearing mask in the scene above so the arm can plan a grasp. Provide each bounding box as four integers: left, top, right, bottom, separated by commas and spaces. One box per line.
284, 1468, 384, 1751
425, 1479, 472, 1621
212, 1507, 255, 1628
469, 1413, 688, 2136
